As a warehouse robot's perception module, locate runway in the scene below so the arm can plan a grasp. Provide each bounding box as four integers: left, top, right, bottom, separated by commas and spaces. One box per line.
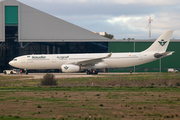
29, 73, 97, 79
0, 72, 130, 79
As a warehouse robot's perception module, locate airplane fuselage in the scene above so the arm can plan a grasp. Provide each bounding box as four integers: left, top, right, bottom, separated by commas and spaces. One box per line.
9, 52, 155, 70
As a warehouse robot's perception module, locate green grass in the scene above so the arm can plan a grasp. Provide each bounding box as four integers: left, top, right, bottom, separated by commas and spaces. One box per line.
0, 86, 180, 92
0, 75, 33, 80
0, 116, 54, 120
1, 73, 180, 87
1, 90, 180, 120
3, 95, 69, 102
0, 73, 180, 120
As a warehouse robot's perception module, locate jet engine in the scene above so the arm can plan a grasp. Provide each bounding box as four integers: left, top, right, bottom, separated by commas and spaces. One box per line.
61, 64, 80, 73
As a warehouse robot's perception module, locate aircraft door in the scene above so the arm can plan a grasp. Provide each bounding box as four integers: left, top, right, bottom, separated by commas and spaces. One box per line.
52, 56, 56, 63
138, 54, 143, 60
21, 57, 26, 64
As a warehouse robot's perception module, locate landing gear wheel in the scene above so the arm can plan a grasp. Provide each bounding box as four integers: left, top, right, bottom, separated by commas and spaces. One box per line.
86, 70, 98, 75
25, 71, 28, 75
86, 71, 90, 75
93, 70, 98, 75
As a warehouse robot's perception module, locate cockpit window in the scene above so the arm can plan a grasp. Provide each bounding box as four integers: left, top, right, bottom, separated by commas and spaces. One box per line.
14, 59, 17, 61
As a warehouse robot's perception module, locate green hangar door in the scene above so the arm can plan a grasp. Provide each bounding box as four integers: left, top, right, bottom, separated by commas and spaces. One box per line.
5, 6, 18, 38
5, 6, 18, 69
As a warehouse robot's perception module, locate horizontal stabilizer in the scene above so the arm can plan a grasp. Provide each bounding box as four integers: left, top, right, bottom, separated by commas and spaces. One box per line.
154, 51, 174, 58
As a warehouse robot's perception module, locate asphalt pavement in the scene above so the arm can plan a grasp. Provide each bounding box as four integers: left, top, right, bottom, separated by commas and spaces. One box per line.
0, 72, 131, 79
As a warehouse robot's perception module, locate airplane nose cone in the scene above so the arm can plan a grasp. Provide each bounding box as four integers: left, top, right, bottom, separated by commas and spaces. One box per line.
9, 61, 13, 66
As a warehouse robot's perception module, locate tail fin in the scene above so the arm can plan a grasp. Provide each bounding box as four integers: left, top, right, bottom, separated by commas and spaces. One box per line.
142, 30, 174, 53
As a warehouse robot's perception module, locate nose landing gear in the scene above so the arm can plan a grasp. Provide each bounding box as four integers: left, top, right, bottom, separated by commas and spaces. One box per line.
20, 69, 28, 74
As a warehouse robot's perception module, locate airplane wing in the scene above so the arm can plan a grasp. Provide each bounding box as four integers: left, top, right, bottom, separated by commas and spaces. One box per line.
154, 51, 174, 58
69, 53, 112, 65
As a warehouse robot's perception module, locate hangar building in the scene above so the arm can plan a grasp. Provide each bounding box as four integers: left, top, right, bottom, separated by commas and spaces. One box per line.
0, 0, 109, 71
109, 39, 180, 72
0, 0, 179, 73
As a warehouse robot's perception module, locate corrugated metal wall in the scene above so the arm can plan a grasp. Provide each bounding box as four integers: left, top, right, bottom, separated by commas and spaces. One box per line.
109, 41, 180, 72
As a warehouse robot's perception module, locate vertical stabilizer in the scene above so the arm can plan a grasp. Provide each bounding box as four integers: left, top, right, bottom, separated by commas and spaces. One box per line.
142, 30, 174, 53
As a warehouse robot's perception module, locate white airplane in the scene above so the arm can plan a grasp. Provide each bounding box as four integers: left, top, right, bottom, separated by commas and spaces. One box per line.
9, 30, 174, 74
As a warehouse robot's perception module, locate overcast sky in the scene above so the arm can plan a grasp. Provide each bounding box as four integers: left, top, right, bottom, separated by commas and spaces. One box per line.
17, 0, 180, 39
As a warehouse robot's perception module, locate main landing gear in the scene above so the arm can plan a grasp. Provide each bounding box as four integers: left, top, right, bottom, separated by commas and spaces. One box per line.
86, 70, 98, 75
25, 70, 28, 75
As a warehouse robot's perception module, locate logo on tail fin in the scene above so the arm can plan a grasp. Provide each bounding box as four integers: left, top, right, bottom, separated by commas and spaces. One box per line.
158, 39, 167, 46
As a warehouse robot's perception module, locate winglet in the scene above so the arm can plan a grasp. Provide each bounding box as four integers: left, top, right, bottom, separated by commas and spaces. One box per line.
106, 52, 112, 58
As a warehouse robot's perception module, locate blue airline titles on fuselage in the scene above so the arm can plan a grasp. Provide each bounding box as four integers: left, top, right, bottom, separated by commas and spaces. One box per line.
57, 56, 69, 60
28, 56, 69, 59
31, 56, 46, 59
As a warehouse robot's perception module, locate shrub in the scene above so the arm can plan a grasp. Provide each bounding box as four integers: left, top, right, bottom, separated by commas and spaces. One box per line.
151, 83, 154, 85
120, 112, 124, 118
84, 98, 89, 101
0, 115, 4, 119
176, 82, 180, 86
56, 115, 66, 120
78, 114, 81, 118
41, 73, 57, 86
37, 105, 42, 108
164, 114, 170, 118
14, 115, 20, 118
99, 104, 103, 107
96, 94, 100, 96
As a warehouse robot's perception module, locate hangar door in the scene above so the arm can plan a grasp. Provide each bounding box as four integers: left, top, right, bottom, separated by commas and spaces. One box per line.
5, 6, 18, 26
2, 6, 19, 70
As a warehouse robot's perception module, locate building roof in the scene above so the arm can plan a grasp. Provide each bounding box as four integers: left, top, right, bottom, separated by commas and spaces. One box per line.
0, 0, 109, 42
108, 39, 180, 42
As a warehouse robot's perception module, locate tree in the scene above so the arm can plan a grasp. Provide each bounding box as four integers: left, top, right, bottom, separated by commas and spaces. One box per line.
104, 34, 114, 39
41, 73, 58, 86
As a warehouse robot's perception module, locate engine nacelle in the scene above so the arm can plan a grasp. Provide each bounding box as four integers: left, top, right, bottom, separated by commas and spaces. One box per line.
61, 64, 80, 73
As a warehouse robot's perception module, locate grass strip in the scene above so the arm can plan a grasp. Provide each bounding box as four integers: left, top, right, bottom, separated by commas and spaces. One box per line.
0, 86, 180, 92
